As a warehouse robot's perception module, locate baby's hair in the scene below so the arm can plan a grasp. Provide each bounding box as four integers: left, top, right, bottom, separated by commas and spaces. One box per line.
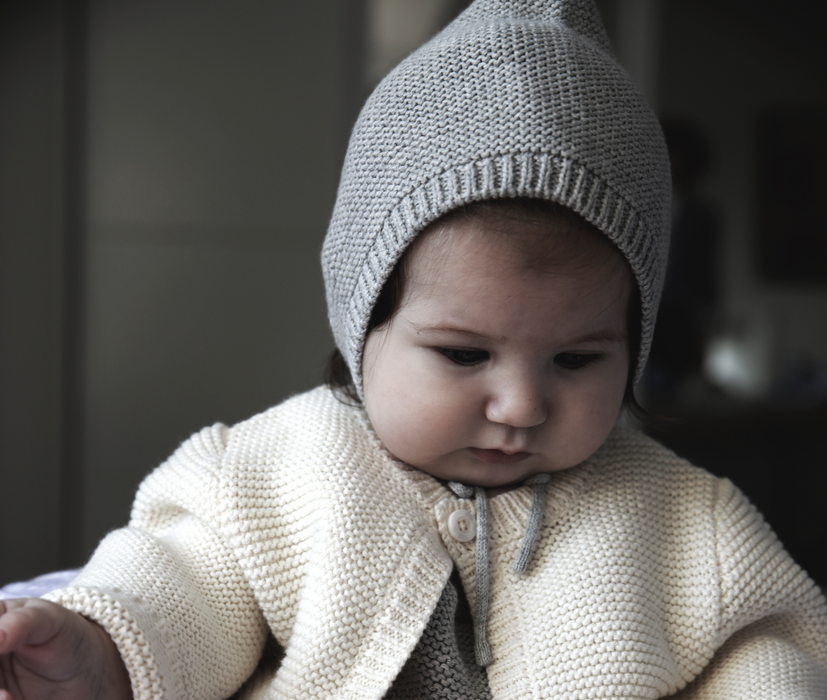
327, 197, 644, 415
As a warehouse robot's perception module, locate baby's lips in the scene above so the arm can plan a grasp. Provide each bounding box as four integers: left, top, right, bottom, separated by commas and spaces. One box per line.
468, 448, 533, 464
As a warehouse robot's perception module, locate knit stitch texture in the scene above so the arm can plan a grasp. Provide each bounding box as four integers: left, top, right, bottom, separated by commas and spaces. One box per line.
322, 0, 671, 395
46, 387, 827, 699
385, 570, 492, 699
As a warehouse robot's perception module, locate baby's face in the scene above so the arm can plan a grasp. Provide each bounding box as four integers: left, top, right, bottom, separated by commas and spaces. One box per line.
362, 217, 632, 488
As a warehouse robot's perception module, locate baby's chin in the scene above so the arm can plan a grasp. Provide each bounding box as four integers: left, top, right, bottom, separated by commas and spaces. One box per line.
409, 452, 563, 489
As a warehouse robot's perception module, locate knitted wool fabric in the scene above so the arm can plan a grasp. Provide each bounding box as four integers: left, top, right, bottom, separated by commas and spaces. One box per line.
322, 0, 671, 396
44, 388, 827, 698
384, 570, 492, 699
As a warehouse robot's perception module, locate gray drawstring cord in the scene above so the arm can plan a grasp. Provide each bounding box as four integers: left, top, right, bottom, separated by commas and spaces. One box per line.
448, 473, 550, 666
512, 473, 551, 573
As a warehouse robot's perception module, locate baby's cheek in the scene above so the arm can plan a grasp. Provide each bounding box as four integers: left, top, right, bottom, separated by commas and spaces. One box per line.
552, 385, 621, 465
401, 404, 462, 462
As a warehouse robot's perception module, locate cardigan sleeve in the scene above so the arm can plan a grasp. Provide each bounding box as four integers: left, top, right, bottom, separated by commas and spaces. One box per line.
671, 478, 827, 699
44, 423, 269, 700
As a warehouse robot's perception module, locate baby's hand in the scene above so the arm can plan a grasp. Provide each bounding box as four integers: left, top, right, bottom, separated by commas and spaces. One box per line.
0, 598, 132, 700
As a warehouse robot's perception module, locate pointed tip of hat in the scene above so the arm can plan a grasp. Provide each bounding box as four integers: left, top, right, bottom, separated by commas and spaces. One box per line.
450, 0, 614, 57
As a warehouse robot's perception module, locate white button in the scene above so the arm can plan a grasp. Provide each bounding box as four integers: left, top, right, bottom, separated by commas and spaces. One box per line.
448, 508, 476, 542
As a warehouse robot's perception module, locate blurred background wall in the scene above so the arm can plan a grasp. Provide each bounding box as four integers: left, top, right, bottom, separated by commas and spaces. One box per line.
2, 0, 825, 587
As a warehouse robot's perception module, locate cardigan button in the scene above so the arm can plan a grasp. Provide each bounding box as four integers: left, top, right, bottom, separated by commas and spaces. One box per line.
447, 508, 476, 542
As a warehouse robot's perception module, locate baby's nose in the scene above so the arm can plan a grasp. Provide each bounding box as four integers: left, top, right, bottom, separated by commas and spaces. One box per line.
484, 375, 547, 429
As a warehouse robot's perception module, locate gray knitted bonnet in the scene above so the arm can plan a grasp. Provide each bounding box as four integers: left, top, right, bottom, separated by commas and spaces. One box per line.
322, 0, 671, 397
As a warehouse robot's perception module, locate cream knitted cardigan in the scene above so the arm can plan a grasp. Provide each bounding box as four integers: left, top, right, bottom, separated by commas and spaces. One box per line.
46, 387, 827, 699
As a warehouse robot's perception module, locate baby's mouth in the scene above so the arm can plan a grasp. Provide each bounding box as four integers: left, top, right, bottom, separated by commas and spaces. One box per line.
468, 448, 532, 464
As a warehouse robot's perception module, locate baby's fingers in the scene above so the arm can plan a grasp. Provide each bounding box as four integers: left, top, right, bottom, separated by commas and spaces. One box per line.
0, 598, 66, 654
0, 598, 130, 699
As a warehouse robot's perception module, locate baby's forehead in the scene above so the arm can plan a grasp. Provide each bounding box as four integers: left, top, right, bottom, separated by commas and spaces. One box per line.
402, 218, 632, 318
399, 227, 633, 344
409, 204, 628, 280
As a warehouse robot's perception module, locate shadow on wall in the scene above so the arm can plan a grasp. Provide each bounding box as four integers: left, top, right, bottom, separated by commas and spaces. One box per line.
634, 0, 827, 588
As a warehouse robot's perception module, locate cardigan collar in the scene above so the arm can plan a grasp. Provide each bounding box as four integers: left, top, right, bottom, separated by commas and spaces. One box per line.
348, 395, 597, 668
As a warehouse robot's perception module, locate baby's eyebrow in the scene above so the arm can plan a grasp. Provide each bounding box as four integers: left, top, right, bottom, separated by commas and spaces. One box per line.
408, 323, 495, 341
568, 328, 627, 345
408, 322, 626, 345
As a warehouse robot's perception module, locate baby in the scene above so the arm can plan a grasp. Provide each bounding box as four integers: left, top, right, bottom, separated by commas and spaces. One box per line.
2, 0, 826, 698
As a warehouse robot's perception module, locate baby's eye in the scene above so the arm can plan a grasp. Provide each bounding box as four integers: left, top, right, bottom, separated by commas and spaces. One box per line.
438, 348, 489, 366
555, 353, 600, 370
